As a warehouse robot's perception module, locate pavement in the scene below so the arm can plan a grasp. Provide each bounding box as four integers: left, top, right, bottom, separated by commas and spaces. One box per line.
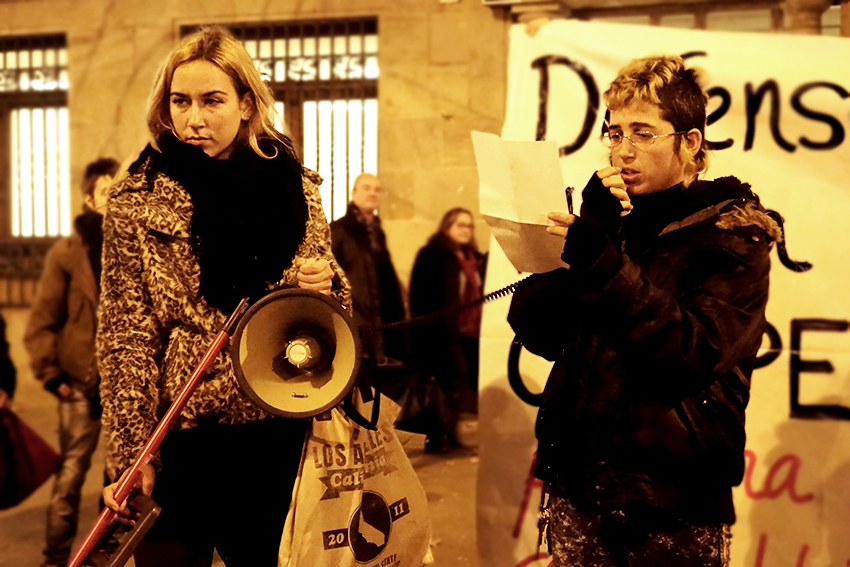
0, 308, 480, 567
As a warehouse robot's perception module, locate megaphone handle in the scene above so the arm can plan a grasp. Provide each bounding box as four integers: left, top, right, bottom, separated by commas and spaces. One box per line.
68, 297, 251, 567
370, 387, 381, 425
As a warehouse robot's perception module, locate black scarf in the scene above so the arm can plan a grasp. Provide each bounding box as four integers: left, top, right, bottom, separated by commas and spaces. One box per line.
624, 177, 752, 258
137, 137, 308, 312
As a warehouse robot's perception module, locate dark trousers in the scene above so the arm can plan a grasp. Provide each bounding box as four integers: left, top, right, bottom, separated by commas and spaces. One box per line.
134, 418, 309, 567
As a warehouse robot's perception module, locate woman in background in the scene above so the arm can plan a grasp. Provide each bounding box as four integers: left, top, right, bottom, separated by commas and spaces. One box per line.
409, 208, 485, 453
98, 26, 349, 567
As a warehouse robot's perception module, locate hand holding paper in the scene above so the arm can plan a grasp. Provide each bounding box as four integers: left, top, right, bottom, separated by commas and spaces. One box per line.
472, 131, 570, 273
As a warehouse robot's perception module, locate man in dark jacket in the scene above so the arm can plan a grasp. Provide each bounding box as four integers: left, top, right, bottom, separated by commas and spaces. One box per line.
330, 173, 406, 367
25, 157, 119, 567
509, 56, 778, 567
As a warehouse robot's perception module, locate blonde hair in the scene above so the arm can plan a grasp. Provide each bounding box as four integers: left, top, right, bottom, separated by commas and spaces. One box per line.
146, 25, 290, 159
604, 55, 709, 184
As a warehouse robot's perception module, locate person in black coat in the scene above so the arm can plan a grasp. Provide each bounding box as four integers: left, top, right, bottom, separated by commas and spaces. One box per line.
509, 55, 779, 566
409, 208, 485, 453
330, 173, 407, 367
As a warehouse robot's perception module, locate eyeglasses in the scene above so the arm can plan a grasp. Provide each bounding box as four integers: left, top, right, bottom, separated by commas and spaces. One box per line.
603, 129, 686, 148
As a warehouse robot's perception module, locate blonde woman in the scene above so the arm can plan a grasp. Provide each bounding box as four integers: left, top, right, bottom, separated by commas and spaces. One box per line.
98, 26, 349, 566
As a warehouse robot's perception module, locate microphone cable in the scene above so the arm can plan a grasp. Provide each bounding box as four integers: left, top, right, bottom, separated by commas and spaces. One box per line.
362, 274, 535, 334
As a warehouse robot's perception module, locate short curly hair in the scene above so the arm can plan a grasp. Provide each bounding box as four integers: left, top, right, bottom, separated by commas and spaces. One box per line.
604, 55, 709, 183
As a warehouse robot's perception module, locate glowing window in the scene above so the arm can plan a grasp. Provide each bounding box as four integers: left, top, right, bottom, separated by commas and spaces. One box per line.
1, 34, 69, 238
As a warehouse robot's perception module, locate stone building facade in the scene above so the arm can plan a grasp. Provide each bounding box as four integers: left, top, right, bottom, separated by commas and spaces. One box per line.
0, 0, 510, 288
0, 0, 845, 284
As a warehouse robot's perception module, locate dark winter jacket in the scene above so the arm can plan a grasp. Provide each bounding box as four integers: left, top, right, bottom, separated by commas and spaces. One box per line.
330, 203, 406, 358
409, 234, 485, 389
509, 174, 779, 525
25, 211, 102, 400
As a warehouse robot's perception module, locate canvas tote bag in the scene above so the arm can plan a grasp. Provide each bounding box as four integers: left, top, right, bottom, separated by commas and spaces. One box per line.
279, 391, 433, 567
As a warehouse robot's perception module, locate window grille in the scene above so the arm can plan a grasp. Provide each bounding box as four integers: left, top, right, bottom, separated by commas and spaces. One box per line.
0, 33, 69, 306
0, 33, 70, 239
181, 18, 379, 221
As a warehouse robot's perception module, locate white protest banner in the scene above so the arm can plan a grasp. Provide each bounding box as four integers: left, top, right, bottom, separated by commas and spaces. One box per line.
478, 19, 850, 567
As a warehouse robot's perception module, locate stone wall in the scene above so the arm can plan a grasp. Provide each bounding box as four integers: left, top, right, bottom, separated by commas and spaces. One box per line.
0, 0, 510, 286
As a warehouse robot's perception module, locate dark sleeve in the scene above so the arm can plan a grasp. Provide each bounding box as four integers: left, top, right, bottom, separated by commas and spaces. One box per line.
0, 313, 16, 399
574, 228, 771, 396
557, 173, 625, 276
508, 268, 578, 361
23, 241, 71, 395
580, 172, 625, 237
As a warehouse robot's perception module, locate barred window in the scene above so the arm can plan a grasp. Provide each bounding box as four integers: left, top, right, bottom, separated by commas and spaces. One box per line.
182, 18, 379, 221
0, 33, 70, 238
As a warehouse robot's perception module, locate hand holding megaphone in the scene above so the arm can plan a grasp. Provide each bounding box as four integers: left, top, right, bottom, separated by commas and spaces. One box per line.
295, 257, 334, 295
231, 288, 361, 419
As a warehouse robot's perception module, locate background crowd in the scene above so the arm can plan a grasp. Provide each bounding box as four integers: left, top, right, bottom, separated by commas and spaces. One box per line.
0, 27, 486, 567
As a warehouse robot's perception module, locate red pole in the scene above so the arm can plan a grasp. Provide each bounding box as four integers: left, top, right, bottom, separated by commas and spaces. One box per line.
68, 298, 249, 567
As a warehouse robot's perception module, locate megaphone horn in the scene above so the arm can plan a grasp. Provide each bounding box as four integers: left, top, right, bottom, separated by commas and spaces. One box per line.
231, 288, 361, 418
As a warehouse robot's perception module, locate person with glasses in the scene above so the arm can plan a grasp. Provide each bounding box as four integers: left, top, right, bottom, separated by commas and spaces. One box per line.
509, 55, 780, 566
408, 208, 486, 453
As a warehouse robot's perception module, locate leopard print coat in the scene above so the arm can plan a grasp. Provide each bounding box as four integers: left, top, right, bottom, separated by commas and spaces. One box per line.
96, 157, 350, 478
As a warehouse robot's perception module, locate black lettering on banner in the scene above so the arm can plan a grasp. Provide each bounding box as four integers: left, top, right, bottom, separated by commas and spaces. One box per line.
680, 51, 733, 151
705, 86, 734, 151
323, 528, 349, 550
790, 319, 850, 420
508, 338, 543, 407
790, 82, 850, 150
745, 80, 796, 152
531, 55, 600, 155
754, 321, 782, 369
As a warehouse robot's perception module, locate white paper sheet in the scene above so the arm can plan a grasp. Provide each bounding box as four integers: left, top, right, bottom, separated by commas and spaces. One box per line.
472, 131, 569, 274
